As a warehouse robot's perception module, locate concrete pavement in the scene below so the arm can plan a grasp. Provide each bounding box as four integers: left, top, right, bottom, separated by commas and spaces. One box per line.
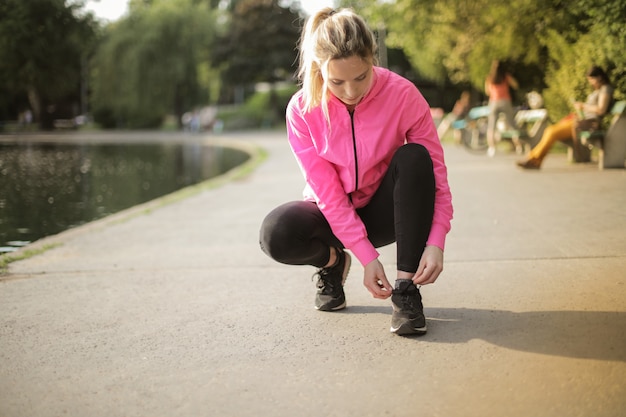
1, 130, 625, 417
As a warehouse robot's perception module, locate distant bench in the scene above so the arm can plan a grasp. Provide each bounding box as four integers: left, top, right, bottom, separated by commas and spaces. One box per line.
452, 106, 548, 152
456, 100, 626, 169
452, 105, 489, 130
498, 109, 549, 151
53, 119, 77, 129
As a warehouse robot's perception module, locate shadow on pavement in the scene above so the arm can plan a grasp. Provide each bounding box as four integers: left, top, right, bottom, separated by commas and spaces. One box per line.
335, 305, 625, 361
424, 308, 626, 362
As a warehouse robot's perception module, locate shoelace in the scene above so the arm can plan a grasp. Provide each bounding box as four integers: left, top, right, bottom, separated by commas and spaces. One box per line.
312, 268, 336, 291
393, 284, 421, 310
312, 251, 343, 291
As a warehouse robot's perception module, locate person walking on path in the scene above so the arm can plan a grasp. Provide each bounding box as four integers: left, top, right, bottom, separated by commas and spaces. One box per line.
485, 60, 519, 157
517, 65, 614, 169
259, 8, 453, 336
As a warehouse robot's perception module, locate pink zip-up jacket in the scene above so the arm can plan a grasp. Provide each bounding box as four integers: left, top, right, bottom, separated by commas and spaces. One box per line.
286, 66, 453, 267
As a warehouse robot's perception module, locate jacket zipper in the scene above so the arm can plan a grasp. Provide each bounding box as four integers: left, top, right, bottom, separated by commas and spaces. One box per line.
349, 110, 359, 197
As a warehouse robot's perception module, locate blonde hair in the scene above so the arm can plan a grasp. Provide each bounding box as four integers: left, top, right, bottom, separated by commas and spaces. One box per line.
297, 8, 378, 118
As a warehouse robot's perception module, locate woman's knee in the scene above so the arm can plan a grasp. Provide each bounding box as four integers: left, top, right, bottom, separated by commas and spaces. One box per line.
394, 143, 433, 170
259, 201, 316, 262
259, 204, 292, 259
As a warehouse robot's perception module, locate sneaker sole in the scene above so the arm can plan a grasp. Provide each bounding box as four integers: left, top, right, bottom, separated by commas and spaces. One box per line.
341, 252, 351, 286
315, 300, 347, 311
390, 321, 427, 336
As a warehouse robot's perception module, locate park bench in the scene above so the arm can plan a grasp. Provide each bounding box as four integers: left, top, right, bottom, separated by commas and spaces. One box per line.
568, 100, 626, 169
452, 105, 490, 131
498, 108, 549, 152
53, 119, 77, 129
451, 106, 490, 152
452, 105, 548, 153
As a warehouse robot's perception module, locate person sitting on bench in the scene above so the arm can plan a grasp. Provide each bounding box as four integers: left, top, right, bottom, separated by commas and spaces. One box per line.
517, 66, 613, 169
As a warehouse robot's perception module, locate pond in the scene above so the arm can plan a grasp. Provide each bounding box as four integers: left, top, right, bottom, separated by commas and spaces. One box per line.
0, 136, 250, 254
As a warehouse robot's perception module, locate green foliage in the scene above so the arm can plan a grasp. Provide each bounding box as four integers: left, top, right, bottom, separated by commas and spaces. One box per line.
0, 0, 98, 127
211, 0, 302, 100
345, 0, 625, 117
6, 0, 621, 131
0, 243, 61, 275
217, 83, 299, 130
540, 30, 602, 120
90, 0, 216, 129
540, 0, 626, 119
368, 0, 555, 88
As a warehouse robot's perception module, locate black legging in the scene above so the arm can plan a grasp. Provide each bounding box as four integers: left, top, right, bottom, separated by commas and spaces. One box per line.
259, 143, 436, 273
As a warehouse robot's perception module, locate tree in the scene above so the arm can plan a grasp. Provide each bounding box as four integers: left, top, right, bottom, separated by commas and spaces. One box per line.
91, 0, 216, 129
0, 0, 98, 129
540, 0, 626, 118
344, 0, 624, 116
363, 0, 555, 88
211, 0, 302, 103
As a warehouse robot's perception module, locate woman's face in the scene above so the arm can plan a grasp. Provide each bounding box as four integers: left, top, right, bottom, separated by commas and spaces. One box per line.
587, 75, 602, 89
324, 55, 374, 108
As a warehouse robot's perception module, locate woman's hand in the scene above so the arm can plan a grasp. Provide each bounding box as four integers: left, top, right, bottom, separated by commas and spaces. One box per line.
413, 245, 444, 286
363, 259, 393, 299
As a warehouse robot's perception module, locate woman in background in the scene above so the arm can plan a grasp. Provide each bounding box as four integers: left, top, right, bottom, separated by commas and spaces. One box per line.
517, 66, 613, 169
485, 60, 519, 157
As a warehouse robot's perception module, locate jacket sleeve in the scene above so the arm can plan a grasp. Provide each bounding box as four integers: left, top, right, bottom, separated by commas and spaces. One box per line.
405, 90, 454, 251
285, 100, 380, 266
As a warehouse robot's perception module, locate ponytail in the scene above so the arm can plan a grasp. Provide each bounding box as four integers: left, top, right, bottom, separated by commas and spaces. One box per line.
297, 8, 377, 120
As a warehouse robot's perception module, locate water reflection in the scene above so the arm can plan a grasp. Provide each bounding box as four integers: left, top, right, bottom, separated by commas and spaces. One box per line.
0, 141, 249, 253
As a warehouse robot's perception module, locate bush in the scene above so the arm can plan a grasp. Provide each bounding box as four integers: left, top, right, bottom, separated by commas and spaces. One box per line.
540, 11, 625, 120
92, 106, 117, 129
92, 104, 164, 130
216, 84, 299, 131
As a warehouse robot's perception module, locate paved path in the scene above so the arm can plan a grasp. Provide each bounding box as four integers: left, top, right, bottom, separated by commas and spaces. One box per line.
1, 130, 625, 417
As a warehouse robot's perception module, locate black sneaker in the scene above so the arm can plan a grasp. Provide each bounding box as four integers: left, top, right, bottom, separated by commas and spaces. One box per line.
390, 279, 427, 336
313, 249, 351, 311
